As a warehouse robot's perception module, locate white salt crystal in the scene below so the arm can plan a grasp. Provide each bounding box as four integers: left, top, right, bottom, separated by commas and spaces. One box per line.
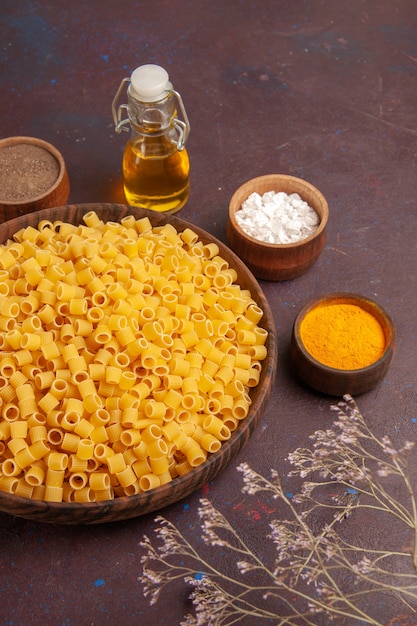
235, 190, 319, 244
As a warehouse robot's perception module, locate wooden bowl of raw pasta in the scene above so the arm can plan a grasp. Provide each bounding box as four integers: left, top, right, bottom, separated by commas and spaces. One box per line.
290, 293, 396, 396
227, 174, 329, 281
0, 136, 70, 220
0, 203, 277, 524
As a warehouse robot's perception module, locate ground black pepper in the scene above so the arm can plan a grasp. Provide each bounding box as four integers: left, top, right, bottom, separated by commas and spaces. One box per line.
0, 143, 60, 202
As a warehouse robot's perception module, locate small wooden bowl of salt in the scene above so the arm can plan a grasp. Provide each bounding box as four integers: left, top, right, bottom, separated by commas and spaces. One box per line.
227, 174, 329, 281
290, 292, 396, 396
0, 136, 70, 221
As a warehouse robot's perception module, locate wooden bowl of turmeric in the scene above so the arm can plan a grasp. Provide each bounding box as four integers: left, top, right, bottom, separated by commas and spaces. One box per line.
227, 174, 329, 281
290, 293, 396, 396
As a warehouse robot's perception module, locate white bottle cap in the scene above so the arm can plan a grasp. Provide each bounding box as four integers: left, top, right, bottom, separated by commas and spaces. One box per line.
130, 64, 172, 102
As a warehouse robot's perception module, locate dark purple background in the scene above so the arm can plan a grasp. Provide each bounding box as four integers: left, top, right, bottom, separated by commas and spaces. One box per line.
0, 1, 416, 624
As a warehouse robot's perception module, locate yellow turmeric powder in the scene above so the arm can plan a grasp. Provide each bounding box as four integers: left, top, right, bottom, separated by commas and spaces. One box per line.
300, 302, 386, 370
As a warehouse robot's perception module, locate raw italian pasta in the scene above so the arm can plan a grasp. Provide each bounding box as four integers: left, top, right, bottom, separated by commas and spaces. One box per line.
0, 212, 268, 503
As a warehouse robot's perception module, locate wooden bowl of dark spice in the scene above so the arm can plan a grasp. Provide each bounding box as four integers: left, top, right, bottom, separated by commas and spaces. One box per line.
0, 136, 70, 221
290, 292, 396, 396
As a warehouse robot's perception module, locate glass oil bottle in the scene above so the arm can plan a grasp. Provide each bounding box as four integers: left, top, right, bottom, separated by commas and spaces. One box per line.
112, 64, 190, 213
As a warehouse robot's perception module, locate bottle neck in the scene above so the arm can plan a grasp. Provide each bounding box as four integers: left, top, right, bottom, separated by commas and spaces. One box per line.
127, 88, 176, 136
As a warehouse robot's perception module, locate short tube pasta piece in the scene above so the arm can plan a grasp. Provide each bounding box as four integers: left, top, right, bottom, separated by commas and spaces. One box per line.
139, 473, 160, 491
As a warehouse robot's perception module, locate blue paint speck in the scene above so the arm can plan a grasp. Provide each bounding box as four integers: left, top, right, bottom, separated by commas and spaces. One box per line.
194, 573, 204, 580
101, 54, 109, 63
346, 487, 358, 495
183, 503, 190, 511
285, 492, 293, 499
412, 417, 417, 423
94, 579, 105, 587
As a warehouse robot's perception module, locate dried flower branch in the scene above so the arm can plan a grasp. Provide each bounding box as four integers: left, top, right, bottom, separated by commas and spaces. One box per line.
139, 395, 417, 625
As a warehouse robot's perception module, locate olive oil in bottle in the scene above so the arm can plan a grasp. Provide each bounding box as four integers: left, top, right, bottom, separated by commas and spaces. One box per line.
122, 135, 189, 212
112, 64, 190, 213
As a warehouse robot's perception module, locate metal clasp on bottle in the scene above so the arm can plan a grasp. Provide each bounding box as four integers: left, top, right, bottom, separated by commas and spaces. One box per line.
111, 78, 190, 151
112, 78, 131, 134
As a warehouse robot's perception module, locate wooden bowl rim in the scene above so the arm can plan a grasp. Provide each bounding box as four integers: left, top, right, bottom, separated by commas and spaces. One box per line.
228, 174, 329, 249
0, 136, 67, 206
293, 291, 396, 374
0, 203, 277, 523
